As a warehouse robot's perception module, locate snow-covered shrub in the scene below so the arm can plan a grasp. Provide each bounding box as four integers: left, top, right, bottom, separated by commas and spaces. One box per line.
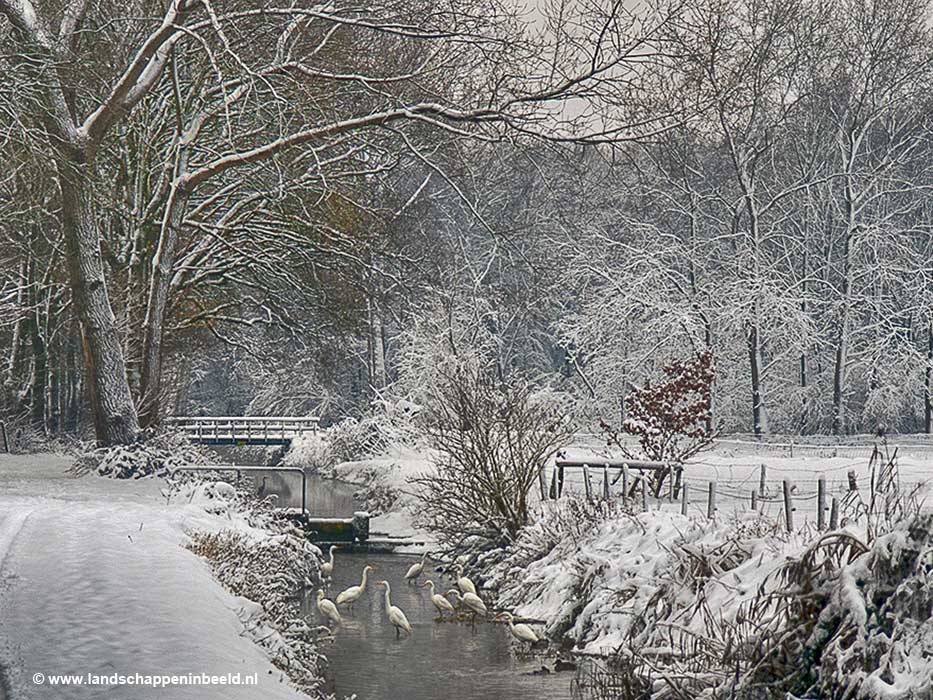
284, 406, 417, 474
187, 529, 325, 696
351, 467, 400, 515
801, 515, 933, 699
601, 350, 715, 496
412, 363, 575, 550
70, 429, 213, 479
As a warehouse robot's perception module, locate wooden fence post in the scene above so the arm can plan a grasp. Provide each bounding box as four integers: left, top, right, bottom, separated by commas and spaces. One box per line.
583, 465, 593, 502
847, 470, 858, 492
707, 481, 717, 519
681, 482, 689, 516
549, 466, 558, 500
0, 421, 8, 453
759, 464, 767, 497
622, 464, 630, 507
602, 465, 610, 500
750, 490, 758, 511
558, 463, 565, 498
817, 477, 826, 530
538, 466, 548, 502
783, 480, 794, 532
829, 497, 839, 529
641, 476, 648, 512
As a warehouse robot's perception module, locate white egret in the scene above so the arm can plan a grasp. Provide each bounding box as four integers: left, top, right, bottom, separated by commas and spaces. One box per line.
496, 612, 540, 647
320, 545, 340, 579
420, 580, 455, 620
316, 590, 341, 625
446, 589, 487, 627
404, 552, 428, 583
455, 564, 477, 596
375, 580, 413, 638
335, 564, 376, 612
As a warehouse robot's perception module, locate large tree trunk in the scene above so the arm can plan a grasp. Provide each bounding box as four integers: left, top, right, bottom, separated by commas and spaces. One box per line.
59, 158, 140, 445
138, 183, 190, 428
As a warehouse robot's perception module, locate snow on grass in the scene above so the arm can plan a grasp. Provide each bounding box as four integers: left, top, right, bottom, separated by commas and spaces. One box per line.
555, 438, 933, 524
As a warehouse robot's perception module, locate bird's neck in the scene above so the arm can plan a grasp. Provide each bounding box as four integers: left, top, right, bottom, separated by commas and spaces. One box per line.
383, 586, 392, 607
360, 569, 369, 588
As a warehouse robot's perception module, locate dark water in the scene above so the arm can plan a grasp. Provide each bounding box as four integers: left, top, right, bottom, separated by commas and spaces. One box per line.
252, 470, 360, 516
302, 552, 575, 700
203, 446, 361, 517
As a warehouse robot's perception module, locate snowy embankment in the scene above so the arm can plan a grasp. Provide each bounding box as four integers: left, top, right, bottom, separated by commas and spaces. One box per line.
487, 504, 933, 697
487, 506, 804, 651
0, 454, 316, 699
331, 445, 434, 547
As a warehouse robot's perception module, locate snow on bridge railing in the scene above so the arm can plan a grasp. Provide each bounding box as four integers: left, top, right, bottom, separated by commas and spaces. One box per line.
166, 416, 320, 444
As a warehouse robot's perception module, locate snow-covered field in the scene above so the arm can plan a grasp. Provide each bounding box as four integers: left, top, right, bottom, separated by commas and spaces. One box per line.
0, 454, 309, 699
557, 438, 933, 525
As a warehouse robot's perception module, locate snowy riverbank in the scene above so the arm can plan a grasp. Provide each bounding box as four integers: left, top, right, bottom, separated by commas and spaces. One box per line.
0, 453, 319, 699
485, 501, 933, 698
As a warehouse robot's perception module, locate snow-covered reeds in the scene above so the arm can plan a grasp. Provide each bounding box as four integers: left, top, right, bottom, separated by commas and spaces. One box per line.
494, 446, 931, 700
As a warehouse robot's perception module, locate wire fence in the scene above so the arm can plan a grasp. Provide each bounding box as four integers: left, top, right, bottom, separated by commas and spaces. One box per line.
540, 445, 931, 533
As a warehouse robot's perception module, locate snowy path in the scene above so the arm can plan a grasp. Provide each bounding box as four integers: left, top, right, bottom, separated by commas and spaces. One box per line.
0, 455, 307, 700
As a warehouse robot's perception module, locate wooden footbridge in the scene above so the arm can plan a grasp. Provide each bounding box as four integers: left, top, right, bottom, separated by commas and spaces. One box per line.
167, 416, 319, 446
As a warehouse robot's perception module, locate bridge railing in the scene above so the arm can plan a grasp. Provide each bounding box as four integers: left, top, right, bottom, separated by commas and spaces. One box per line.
167, 416, 320, 443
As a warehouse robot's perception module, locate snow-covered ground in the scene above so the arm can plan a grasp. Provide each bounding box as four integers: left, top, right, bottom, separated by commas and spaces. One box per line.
0, 454, 309, 699
557, 438, 933, 525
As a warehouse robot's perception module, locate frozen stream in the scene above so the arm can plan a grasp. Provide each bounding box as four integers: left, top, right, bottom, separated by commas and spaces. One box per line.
302, 551, 577, 700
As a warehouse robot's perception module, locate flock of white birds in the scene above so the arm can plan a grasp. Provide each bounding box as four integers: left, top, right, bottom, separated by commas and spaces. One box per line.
311, 546, 541, 646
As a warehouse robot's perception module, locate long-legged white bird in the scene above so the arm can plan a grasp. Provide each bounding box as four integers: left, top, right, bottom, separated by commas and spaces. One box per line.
404, 552, 428, 583
376, 580, 413, 638
320, 545, 340, 579
335, 564, 376, 612
420, 580, 455, 620
316, 589, 341, 625
446, 589, 487, 627
496, 612, 539, 648
455, 564, 477, 596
